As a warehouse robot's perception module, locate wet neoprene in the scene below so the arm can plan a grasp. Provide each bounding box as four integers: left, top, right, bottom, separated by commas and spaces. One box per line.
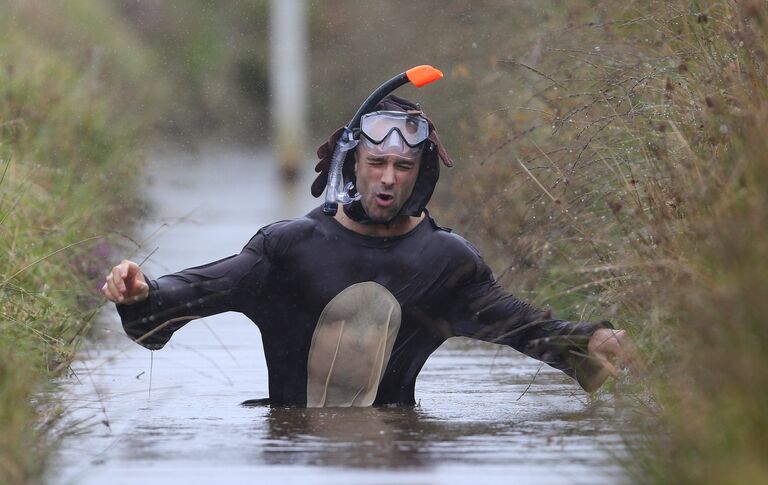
116, 207, 609, 407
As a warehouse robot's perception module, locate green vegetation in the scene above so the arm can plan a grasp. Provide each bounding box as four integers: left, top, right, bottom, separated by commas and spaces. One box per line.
439, 1, 768, 483
0, 2, 161, 482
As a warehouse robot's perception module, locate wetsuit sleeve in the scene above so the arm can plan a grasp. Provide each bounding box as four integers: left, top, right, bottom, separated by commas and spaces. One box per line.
115, 232, 270, 350
448, 245, 613, 390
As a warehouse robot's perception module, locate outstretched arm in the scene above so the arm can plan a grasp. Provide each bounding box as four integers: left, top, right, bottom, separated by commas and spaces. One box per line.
448, 249, 636, 392
101, 232, 270, 349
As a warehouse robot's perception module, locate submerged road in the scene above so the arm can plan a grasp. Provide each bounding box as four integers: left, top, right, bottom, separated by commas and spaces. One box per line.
49, 146, 626, 485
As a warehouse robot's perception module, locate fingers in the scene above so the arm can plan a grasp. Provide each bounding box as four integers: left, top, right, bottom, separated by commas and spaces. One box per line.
101, 260, 146, 304
615, 332, 646, 376
100, 282, 113, 301
113, 266, 127, 294
588, 328, 620, 357
587, 328, 645, 388
101, 267, 125, 303
604, 330, 636, 366
129, 277, 150, 303
597, 355, 620, 378
101, 274, 121, 303
124, 260, 140, 280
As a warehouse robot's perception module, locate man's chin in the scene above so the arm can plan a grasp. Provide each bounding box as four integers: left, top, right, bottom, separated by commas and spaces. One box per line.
362, 201, 398, 223
367, 212, 395, 224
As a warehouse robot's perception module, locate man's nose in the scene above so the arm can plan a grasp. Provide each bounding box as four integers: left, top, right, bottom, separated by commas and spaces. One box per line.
380, 164, 396, 186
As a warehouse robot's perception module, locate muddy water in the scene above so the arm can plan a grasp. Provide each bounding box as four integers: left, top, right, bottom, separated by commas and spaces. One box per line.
49, 146, 626, 485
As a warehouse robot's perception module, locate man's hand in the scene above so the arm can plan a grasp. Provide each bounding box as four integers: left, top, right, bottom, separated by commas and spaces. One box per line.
582, 328, 641, 392
101, 260, 149, 305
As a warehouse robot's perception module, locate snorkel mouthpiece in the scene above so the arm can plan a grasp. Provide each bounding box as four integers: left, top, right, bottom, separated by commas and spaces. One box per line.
323, 128, 360, 215
322, 65, 444, 216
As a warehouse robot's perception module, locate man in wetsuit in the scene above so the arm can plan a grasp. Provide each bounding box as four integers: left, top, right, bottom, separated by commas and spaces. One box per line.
101, 95, 635, 407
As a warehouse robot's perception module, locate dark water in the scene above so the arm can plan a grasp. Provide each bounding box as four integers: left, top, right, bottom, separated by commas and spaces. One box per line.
49, 146, 626, 484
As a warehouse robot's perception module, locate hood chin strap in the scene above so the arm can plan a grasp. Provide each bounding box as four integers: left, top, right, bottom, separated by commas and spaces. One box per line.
342, 200, 381, 226
342, 141, 440, 226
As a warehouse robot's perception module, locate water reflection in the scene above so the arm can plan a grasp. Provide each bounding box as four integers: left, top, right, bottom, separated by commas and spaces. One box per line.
261, 407, 434, 468
250, 398, 616, 471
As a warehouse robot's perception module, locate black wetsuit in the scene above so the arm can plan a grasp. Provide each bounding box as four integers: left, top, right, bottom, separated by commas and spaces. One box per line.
117, 207, 606, 406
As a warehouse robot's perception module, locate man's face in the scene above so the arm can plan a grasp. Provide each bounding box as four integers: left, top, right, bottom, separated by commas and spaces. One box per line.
354, 145, 421, 223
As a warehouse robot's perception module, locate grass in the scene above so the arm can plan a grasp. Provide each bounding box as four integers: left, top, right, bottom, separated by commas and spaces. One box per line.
439, 1, 768, 482
0, 2, 162, 482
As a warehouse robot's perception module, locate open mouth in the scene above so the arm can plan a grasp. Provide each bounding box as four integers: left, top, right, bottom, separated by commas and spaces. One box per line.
375, 193, 394, 207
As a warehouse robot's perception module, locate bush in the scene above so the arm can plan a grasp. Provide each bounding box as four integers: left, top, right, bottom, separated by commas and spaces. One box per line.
0, 2, 159, 481
441, 1, 768, 483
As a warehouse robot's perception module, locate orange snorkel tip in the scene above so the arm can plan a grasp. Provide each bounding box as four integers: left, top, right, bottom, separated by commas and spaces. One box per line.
406, 65, 444, 88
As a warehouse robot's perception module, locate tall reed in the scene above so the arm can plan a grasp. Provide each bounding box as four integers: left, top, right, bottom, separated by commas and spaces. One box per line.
443, 1, 768, 482
0, 2, 161, 482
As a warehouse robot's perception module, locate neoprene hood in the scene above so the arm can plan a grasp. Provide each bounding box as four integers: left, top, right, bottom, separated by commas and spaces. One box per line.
313, 95, 454, 224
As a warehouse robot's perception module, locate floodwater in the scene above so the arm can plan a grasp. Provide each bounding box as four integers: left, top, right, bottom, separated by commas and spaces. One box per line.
49, 146, 627, 485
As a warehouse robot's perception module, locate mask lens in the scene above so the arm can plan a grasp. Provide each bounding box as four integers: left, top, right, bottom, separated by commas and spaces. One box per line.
361, 115, 396, 143
361, 132, 423, 159
361, 111, 428, 147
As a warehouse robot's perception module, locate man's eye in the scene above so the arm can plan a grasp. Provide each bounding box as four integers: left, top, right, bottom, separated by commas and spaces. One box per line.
396, 163, 415, 170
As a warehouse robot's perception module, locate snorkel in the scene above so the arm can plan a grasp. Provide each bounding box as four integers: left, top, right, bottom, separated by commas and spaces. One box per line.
322, 65, 444, 216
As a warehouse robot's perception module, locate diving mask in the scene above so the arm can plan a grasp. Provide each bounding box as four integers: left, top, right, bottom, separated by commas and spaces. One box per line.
359, 111, 429, 159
